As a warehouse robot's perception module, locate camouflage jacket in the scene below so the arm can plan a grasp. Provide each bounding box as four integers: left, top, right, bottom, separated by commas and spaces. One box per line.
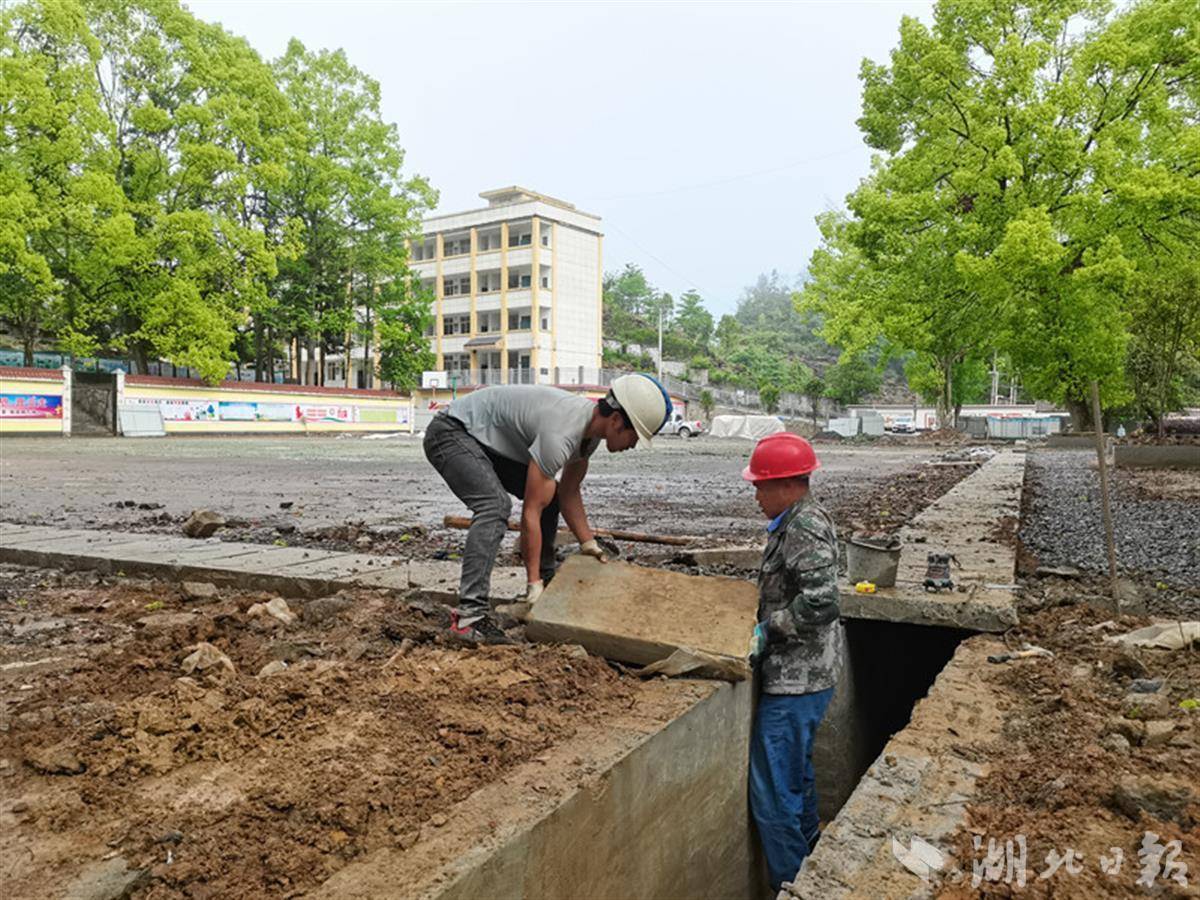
757, 495, 843, 695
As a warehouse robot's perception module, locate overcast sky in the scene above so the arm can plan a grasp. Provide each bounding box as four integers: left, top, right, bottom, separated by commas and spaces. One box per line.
186, 0, 933, 316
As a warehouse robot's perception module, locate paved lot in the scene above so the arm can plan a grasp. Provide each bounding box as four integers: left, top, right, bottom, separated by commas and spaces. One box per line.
0, 435, 935, 543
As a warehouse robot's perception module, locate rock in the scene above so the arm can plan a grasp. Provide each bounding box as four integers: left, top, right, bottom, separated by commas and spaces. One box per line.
136, 612, 196, 632
180, 642, 236, 677
246, 597, 296, 626
1128, 678, 1163, 693
25, 741, 85, 775
257, 660, 288, 678
279, 501, 294, 509
1104, 717, 1146, 745
1123, 692, 1171, 719
182, 510, 226, 539
1100, 732, 1131, 754
62, 856, 148, 900
1143, 720, 1177, 747
275, 523, 296, 535
1112, 650, 1150, 680
564, 644, 590, 660
299, 595, 352, 624
10, 799, 30, 814
1069, 663, 1093, 681
355, 536, 372, 549
1110, 775, 1197, 826
181, 582, 218, 602
156, 829, 184, 844
1036, 565, 1082, 579
430, 813, 447, 828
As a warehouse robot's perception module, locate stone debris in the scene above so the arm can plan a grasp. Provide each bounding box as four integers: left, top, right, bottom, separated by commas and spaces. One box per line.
246, 597, 296, 626
62, 857, 148, 900
181, 581, 218, 602
180, 642, 236, 677
257, 660, 288, 678
24, 741, 85, 776
182, 510, 226, 538
1109, 774, 1197, 826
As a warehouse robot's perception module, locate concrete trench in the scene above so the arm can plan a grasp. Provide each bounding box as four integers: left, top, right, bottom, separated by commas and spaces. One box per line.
0, 452, 1022, 899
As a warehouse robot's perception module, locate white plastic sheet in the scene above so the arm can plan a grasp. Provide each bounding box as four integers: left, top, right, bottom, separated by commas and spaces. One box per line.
708, 415, 786, 440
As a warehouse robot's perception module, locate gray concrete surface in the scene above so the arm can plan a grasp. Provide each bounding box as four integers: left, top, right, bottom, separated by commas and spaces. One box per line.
0, 522, 525, 600
0, 435, 936, 542
837, 450, 1024, 632
316, 679, 764, 900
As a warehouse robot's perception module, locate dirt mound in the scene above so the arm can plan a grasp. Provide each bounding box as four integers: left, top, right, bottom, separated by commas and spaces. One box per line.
0, 571, 635, 899
938, 605, 1200, 899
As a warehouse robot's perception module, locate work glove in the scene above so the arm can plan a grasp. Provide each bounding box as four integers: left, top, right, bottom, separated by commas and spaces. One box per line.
579, 538, 610, 563
525, 580, 545, 605
747, 622, 767, 663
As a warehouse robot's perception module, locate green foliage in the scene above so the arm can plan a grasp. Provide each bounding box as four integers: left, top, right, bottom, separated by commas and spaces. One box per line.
0, 0, 433, 385
699, 389, 715, 419
759, 383, 781, 414
802, 0, 1200, 422
1125, 261, 1200, 431
823, 354, 883, 406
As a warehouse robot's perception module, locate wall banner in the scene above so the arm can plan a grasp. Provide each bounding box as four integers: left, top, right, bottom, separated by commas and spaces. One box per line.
0, 393, 63, 418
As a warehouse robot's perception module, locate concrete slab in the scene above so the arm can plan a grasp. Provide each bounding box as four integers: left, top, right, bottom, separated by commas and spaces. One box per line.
840, 450, 1023, 633
1115, 444, 1200, 468
525, 555, 758, 666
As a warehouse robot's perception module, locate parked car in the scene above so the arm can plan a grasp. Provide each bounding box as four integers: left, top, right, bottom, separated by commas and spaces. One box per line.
662, 412, 705, 438
890, 418, 916, 434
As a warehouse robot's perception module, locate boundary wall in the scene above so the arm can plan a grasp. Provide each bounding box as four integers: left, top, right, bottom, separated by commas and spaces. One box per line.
0, 366, 70, 436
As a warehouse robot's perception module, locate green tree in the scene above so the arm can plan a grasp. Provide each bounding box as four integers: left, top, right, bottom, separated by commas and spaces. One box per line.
759, 383, 781, 415
271, 38, 434, 386
805, 0, 1200, 423
802, 375, 825, 428
699, 388, 715, 421
823, 354, 883, 406
675, 289, 713, 347
1126, 261, 1200, 435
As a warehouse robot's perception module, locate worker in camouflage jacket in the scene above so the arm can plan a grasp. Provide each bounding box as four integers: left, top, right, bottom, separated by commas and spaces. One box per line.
742, 433, 843, 891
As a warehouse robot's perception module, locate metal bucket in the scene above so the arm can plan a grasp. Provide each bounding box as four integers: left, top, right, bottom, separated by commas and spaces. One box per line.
846, 532, 902, 587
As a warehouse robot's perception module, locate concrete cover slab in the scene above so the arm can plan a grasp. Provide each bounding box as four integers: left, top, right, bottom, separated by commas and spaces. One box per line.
525, 555, 758, 666
840, 451, 1023, 632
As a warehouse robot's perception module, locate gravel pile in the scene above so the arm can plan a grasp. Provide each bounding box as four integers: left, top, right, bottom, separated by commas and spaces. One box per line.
1021, 449, 1200, 593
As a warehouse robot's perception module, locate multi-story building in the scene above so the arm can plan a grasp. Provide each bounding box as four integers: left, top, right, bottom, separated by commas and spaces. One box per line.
410, 186, 603, 387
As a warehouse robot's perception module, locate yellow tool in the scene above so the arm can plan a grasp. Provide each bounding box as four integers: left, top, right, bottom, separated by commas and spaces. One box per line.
855, 581, 877, 594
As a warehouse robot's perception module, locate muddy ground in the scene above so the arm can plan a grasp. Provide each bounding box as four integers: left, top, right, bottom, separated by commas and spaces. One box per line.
939, 603, 1200, 899
0, 564, 650, 899
0, 435, 967, 562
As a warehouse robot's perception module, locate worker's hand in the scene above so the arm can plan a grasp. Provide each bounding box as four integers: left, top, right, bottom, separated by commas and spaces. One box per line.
525, 580, 545, 605
747, 622, 767, 662
579, 538, 609, 563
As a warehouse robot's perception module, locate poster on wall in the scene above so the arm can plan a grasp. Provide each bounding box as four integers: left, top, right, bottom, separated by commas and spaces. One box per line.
357, 407, 410, 425
255, 403, 297, 422
297, 405, 354, 423
0, 393, 63, 418
147, 398, 216, 421
218, 401, 257, 421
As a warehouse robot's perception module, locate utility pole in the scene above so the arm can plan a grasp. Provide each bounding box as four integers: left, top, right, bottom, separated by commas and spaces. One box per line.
990, 351, 1000, 405
657, 306, 663, 382
1090, 380, 1119, 611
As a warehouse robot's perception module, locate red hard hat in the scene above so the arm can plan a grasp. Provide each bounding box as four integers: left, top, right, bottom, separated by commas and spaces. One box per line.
742, 433, 821, 482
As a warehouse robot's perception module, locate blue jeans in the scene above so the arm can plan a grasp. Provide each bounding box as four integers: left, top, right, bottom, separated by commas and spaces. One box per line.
749, 688, 834, 890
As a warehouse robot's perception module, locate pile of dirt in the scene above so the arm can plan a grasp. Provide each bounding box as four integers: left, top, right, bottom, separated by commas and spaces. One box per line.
938, 605, 1200, 899
0, 569, 636, 898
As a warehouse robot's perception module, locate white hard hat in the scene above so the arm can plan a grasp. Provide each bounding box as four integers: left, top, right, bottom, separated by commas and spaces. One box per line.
608, 373, 671, 446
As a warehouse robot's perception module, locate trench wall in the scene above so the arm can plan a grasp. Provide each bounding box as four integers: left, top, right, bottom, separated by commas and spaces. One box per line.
427, 679, 764, 900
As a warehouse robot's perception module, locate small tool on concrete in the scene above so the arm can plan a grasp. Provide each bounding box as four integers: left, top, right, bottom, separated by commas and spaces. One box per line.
923, 552, 957, 592
854, 581, 877, 594
987, 644, 1054, 664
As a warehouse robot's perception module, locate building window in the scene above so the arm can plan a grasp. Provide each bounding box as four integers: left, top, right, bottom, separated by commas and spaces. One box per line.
508, 232, 532, 248
541, 315, 549, 330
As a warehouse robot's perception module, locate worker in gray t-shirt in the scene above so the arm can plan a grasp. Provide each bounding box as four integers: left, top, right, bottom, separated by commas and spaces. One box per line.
423, 374, 671, 643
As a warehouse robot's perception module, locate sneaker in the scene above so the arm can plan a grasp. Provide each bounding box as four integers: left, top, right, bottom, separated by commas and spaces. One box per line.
448, 611, 512, 645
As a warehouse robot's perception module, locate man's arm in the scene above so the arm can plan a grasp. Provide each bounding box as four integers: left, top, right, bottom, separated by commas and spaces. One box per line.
558, 458, 593, 544
521, 460, 558, 585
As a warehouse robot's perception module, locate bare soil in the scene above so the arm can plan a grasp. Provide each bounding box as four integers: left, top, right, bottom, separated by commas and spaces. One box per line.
0, 565, 640, 899
938, 604, 1200, 898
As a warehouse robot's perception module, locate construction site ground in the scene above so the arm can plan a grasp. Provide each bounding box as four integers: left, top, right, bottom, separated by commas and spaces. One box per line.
2, 436, 1198, 898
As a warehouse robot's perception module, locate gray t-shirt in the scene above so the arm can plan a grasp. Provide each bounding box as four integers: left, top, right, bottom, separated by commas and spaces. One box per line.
448, 385, 598, 477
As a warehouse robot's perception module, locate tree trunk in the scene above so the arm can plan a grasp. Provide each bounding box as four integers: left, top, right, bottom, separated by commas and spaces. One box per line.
936, 355, 954, 431
22, 331, 35, 367
304, 336, 317, 385
254, 321, 265, 381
